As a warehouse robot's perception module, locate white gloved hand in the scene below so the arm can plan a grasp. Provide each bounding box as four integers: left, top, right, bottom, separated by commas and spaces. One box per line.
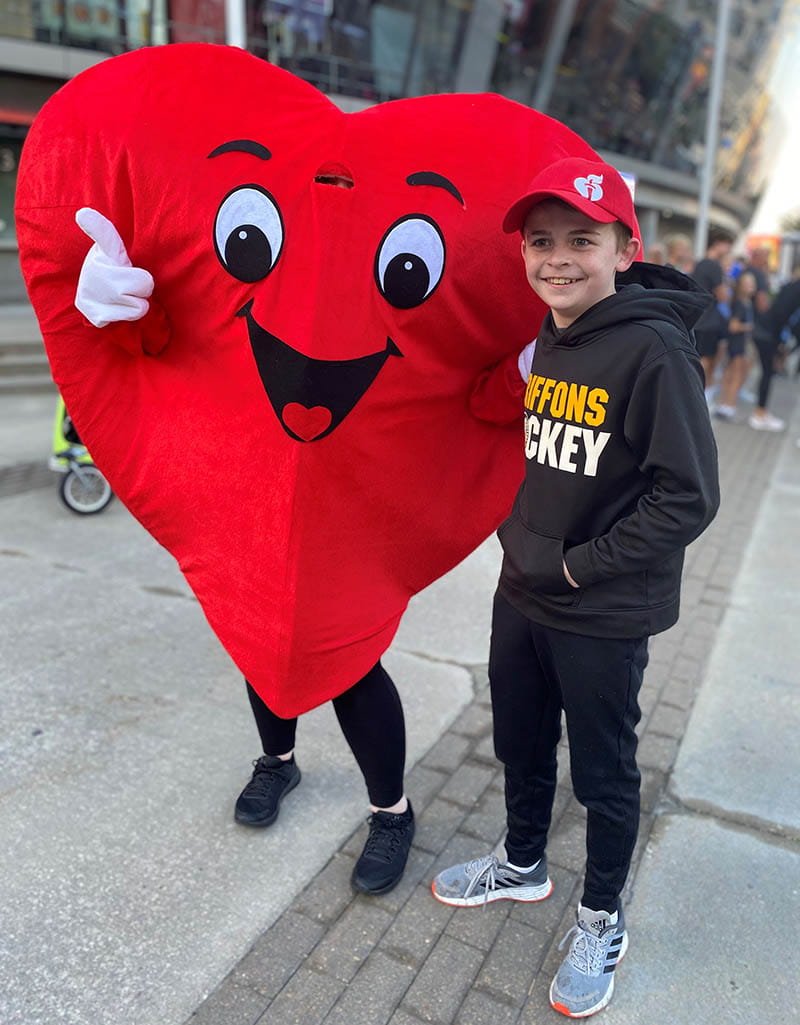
518, 338, 537, 382
74, 208, 154, 328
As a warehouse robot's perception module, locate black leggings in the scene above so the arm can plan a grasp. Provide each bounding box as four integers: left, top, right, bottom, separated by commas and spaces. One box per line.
245, 661, 406, 808
754, 331, 779, 409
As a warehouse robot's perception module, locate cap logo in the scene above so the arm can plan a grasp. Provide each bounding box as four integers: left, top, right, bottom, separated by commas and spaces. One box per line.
573, 174, 604, 202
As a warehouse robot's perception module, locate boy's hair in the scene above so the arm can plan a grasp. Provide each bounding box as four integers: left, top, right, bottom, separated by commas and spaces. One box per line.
613, 222, 633, 252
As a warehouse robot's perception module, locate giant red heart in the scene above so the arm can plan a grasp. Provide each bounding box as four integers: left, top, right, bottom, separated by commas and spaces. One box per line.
16, 45, 604, 716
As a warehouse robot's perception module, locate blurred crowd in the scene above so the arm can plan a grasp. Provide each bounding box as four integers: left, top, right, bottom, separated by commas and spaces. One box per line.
645, 232, 799, 432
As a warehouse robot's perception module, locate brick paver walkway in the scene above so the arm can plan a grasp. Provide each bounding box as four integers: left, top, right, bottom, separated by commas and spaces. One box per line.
173, 377, 795, 1025
0, 460, 53, 499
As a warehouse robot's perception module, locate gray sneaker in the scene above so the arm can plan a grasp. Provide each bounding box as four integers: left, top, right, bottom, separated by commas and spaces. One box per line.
431, 852, 552, 907
549, 903, 628, 1018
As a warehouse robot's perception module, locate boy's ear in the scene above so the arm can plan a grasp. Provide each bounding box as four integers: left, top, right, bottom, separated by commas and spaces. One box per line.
617, 236, 641, 272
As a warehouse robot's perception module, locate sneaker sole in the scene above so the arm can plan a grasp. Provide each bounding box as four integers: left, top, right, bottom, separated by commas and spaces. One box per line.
351, 871, 405, 896
431, 876, 553, 907
549, 930, 629, 1018
234, 769, 301, 828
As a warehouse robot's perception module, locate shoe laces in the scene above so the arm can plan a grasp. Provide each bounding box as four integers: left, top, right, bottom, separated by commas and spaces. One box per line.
362, 812, 409, 862
558, 920, 617, 977
245, 756, 289, 796
462, 854, 506, 905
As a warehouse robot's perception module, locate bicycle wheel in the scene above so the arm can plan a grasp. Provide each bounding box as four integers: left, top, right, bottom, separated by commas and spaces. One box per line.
59, 465, 113, 515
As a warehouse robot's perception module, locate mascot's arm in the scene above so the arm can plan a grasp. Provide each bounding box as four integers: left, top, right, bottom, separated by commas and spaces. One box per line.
74, 207, 170, 356
469, 338, 535, 424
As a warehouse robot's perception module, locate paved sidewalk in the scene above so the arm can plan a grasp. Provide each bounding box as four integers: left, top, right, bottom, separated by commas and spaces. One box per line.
0, 298, 55, 493
3, 370, 798, 1025
0, 393, 60, 498
184, 377, 800, 1025
0, 303, 43, 345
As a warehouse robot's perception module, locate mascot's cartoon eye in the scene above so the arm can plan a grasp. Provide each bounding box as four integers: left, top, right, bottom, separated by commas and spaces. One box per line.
375, 215, 445, 309
214, 185, 284, 283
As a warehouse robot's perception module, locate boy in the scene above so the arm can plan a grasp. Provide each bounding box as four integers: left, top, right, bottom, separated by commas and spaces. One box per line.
433, 157, 720, 1018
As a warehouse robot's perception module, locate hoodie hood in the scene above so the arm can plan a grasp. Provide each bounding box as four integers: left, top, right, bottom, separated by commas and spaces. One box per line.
542, 261, 713, 347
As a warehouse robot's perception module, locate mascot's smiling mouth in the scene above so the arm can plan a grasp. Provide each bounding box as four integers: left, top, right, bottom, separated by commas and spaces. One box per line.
237, 300, 403, 442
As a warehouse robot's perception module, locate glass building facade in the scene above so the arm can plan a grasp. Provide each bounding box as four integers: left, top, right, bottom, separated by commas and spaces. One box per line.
496, 2, 713, 175
0, 0, 791, 297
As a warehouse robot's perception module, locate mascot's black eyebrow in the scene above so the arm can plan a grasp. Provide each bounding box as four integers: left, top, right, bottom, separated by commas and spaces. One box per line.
407, 172, 464, 206
208, 140, 272, 160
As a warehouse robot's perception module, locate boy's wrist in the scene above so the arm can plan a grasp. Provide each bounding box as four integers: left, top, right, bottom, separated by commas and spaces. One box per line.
562, 558, 580, 589
517, 339, 537, 382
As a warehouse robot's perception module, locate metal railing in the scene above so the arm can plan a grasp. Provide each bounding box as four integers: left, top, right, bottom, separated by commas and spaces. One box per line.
0, 4, 407, 102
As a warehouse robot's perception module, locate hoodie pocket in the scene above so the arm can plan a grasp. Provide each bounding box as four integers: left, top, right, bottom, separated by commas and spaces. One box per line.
644, 552, 684, 608
497, 512, 580, 605
573, 571, 647, 613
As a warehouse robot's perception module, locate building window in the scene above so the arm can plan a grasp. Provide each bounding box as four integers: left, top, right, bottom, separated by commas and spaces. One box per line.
0, 137, 23, 242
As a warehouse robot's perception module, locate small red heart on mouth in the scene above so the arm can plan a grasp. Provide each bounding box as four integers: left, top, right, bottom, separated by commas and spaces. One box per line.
282, 403, 332, 441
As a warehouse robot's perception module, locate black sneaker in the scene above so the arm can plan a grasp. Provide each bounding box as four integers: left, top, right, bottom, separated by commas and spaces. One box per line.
351, 802, 415, 895
234, 754, 301, 827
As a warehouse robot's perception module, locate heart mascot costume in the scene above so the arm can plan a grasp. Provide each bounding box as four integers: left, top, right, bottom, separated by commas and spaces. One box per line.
16, 44, 603, 716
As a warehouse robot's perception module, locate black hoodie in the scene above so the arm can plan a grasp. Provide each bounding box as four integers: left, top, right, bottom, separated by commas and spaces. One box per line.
496, 263, 720, 638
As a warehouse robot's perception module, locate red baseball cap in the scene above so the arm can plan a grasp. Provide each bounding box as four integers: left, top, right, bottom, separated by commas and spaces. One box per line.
503, 156, 637, 235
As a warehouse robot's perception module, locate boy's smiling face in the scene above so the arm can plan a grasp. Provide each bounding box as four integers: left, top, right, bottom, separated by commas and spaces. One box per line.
521, 199, 639, 328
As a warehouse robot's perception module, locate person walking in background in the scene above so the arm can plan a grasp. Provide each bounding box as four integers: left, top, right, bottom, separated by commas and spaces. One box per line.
664, 232, 693, 273
691, 229, 735, 401
766, 266, 800, 375
714, 271, 755, 421
745, 245, 785, 431
645, 233, 692, 273
435, 157, 720, 1019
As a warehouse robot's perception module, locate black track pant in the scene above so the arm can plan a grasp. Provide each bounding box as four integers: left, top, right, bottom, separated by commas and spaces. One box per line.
489, 592, 649, 913
245, 661, 406, 808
